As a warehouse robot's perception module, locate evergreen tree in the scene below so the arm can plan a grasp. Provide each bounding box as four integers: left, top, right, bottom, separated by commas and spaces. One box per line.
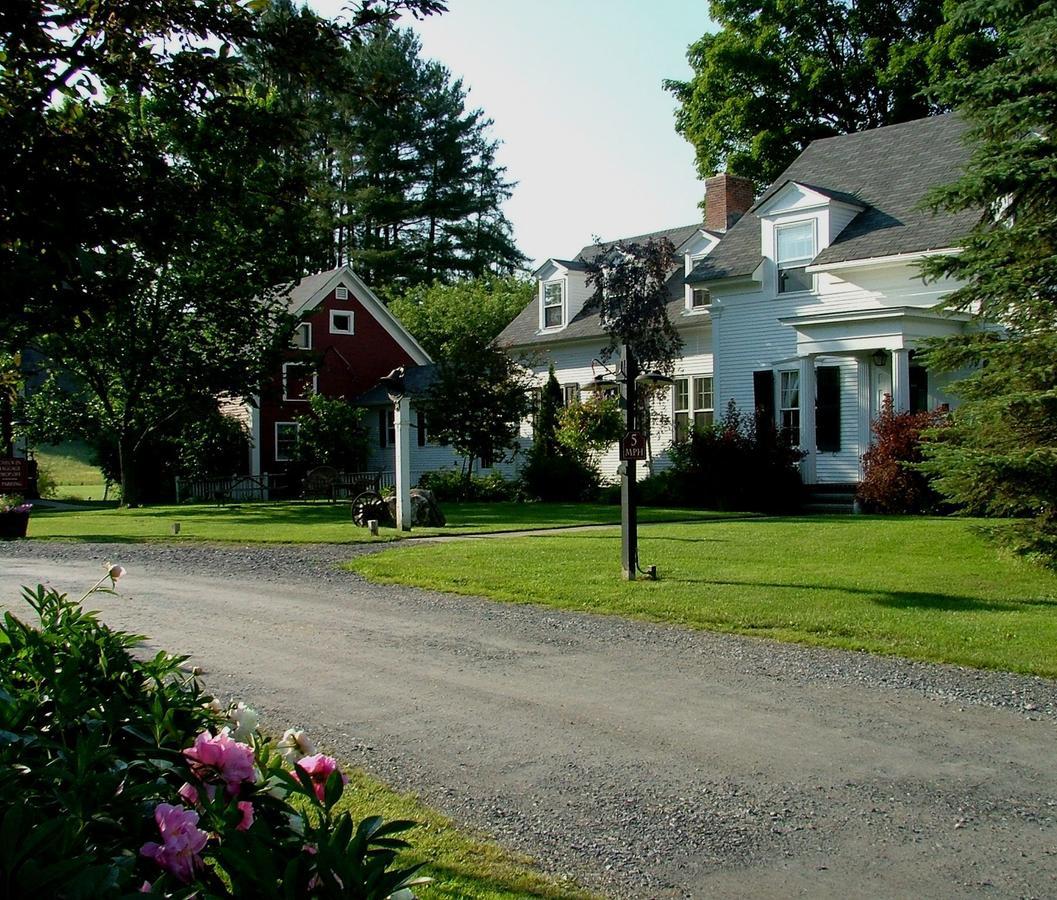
918, 0, 1057, 559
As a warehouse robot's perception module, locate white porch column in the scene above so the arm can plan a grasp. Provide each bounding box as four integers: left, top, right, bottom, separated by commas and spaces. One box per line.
394, 396, 412, 531
891, 348, 911, 413
857, 357, 872, 480
249, 399, 261, 477
798, 356, 817, 484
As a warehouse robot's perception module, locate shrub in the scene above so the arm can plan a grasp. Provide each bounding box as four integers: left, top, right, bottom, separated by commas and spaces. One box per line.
858, 395, 949, 513
665, 401, 805, 513
519, 450, 601, 502
0, 570, 425, 897
418, 467, 520, 502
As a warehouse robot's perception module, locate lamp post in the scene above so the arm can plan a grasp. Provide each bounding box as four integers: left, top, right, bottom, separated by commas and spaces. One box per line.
379, 367, 412, 532
584, 348, 672, 580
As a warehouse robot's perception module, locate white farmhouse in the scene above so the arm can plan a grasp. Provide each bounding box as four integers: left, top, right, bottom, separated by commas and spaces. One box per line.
496, 113, 978, 489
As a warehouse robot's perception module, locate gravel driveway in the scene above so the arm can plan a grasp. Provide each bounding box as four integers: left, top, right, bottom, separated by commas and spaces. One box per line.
2, 540, 1056, 899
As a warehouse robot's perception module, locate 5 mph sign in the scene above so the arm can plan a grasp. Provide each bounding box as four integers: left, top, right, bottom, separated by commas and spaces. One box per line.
619, 430, 648, 462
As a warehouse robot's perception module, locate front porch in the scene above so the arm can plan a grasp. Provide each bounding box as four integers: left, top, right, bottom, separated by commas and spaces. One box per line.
777, 306, 970, 484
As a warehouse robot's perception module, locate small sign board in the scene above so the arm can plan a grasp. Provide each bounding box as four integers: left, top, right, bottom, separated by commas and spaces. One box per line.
0, 458, 28, 493
619, 430, 648, 461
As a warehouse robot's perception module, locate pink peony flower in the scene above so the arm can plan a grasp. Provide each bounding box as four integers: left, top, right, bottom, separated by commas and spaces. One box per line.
140, 803, 208, 884
296, 754, 349, 803
236, 800, 254, 831
183, 728, 256, 796
108, 564, 127, 583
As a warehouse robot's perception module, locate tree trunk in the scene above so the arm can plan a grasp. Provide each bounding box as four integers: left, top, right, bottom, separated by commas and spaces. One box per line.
118, 434, 140, 507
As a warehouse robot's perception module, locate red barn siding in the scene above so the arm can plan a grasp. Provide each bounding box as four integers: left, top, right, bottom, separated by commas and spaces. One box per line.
258, 286, 418, 472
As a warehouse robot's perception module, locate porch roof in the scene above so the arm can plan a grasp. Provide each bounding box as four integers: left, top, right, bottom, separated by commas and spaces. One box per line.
777, 306, 972, 356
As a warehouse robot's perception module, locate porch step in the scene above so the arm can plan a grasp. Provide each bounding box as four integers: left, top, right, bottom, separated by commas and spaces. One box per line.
803, 484, 858, 514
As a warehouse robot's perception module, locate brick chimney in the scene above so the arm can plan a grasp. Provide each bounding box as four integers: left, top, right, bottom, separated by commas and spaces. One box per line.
704, 174, 755, 232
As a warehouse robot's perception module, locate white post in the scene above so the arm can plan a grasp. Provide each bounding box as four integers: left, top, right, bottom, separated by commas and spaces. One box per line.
394, 395, 412, 531
891, 348, 911, 413
798, 356, 817, 485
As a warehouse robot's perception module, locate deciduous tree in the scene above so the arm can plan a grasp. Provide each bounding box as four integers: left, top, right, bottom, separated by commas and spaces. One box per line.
664, 0, 973, 189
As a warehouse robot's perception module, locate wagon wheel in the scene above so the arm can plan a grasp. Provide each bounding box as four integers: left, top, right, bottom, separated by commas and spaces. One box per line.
351, 490, 389, 527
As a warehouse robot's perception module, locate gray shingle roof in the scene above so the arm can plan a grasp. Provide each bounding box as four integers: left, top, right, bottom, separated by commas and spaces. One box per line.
275, 267, 342, 314
356, 363, 439, 407
498, 223, 706, 348
688, 113, 978, 283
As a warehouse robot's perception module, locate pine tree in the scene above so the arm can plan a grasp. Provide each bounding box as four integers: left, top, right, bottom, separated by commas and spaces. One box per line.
918, 0, 1057, 560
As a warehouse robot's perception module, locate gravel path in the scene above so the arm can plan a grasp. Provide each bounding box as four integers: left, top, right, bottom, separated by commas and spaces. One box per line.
3, 540, 1057, 899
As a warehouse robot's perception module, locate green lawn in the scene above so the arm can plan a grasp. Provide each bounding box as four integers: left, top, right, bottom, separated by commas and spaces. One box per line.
33, 440, 109, 501
348, 516, 1057, 677
24, 500, 734, 544
336, 769, 591, 899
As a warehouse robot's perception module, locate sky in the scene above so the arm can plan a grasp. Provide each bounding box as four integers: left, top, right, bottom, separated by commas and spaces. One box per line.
308, 0, 716, 268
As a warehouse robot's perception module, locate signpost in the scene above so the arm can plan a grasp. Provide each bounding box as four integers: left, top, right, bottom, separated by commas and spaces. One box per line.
0, 458, 28, 493
619, 430, 648, 461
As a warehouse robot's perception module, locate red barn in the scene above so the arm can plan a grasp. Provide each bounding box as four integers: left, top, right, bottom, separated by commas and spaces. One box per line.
248, 266, 431, 481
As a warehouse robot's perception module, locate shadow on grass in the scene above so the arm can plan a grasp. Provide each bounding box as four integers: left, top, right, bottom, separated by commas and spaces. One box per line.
666, 576, 1044, 612
420, 859, 587, 900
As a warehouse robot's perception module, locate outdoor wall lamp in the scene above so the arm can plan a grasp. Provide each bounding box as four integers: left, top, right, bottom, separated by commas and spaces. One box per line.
872, 349, 888, 367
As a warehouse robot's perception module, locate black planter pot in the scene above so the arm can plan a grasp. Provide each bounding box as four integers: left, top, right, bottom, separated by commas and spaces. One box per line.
0, 511, 29, 540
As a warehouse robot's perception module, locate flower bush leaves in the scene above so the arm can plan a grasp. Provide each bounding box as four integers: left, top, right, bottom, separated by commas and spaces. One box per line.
0, 576, 426, 898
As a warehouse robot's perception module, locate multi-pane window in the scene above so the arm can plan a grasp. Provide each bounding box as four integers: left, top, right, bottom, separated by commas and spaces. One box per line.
282, 362, 316, 401
563, 383, 580, 406
780, 370, 801, 445
693, 377, 714, 429
690, 288, 711, 309
776, 221, 815, 294
542, 281, 564, 328
673, 376, 714, 442
275, 422, 299, 461
290, 322, 311, 349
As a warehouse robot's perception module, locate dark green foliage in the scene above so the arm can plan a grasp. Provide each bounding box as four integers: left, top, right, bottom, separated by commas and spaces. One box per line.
519, 452, 601, 504
388, 277, 533, 358
177, 413, 252, 483
664, 0, 964, 189
0, 583, 216, 895
857, 395, 949, 513
404, 280, 536, 477
247, 10, 523, 286
417, 468, 520, 502
293, 394, 370, 471
519, 367, 600, 502
585, 238, 682, 374
661, 401, 805, 513
918, 0, 1057, 560
557, 395, 625, 457
0, 579, 426, 897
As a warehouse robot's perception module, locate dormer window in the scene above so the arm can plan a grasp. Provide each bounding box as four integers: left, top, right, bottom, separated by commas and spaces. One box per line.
690, 288, 711, 309
776, 221, 816, 294
542, 280, 564, 328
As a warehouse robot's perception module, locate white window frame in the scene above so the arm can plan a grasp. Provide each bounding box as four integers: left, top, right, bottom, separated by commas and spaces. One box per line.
290, 321, 312, 349
779, 369, 801, 445
330, 309, 354, 335
672, 375, 714, 442
689, 287, 711, 310
541, 279, 565, 329
685, 253, 711, 312
776, 219, 816, 295
282, 362, 317, 402
274, 421, 299, 461
334, 285, 349, 301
